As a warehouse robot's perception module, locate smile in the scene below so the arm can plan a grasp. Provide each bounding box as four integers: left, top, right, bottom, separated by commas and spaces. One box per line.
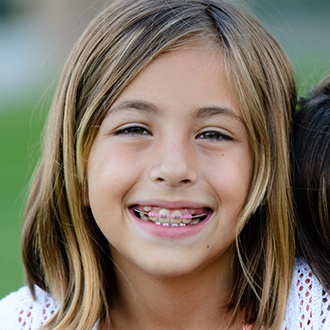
132, 206, 210, 227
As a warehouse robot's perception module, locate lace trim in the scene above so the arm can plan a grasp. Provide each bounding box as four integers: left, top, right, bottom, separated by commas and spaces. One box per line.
282, 259, 330, 329
4, 260, 330, 329
16, 288, 57, 328
295, 264, 329, 328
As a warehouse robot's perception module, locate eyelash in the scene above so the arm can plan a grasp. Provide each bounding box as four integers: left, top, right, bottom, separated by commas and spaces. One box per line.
196, 130, 232, 142
114, 125, 232, 142
114, 125, 151, 136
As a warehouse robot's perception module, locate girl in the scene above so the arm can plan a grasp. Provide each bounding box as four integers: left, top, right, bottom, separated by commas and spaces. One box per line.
292, 76, 330, 292
0, 0, 329, 329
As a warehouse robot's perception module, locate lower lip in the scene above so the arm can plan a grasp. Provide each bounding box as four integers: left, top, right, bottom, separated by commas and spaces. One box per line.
130, 210, 212, 239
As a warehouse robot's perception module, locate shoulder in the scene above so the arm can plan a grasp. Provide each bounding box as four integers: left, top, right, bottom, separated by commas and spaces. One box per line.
0, 286, 58, 329
283, 258, 330, 329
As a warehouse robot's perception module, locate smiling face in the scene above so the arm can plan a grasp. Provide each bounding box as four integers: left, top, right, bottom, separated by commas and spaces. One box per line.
86, 46, 253, 279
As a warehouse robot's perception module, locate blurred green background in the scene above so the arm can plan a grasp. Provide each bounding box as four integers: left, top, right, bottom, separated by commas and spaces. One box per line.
1, 0, 330, 298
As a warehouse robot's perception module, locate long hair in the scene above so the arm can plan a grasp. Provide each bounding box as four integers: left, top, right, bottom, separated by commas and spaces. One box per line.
22, 0, 296, 328
293, 76, 330, 292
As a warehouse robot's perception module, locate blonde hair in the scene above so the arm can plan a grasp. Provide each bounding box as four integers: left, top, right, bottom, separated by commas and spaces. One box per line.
22, 0, 296, 329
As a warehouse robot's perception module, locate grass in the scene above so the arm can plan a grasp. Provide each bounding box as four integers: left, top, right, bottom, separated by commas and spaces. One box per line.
0, 99, 48, 298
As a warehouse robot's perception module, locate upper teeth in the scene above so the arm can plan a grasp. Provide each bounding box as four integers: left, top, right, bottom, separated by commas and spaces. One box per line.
134, 207, 206, 226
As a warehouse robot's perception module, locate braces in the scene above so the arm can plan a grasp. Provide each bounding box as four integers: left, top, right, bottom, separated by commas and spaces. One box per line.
155, 222, 186, 227
133, 208, 206, 220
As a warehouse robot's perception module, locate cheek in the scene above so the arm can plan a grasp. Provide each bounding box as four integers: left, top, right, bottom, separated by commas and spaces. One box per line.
86, 142, 145, 215
231, 157, 253, 198
87, 164, 128, 209
208, 153, 253, 207
86, 165, 127, 242
87, 143, 134, 188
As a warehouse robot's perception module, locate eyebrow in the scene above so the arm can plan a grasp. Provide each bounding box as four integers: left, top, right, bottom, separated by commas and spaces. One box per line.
107, 100, 241, 121
106, 101, 158, 116
194, 106, 241, 121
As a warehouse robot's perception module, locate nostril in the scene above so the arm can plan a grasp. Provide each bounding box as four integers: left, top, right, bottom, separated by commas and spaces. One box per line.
154, 177, 191, 186
181, 179, 191, 184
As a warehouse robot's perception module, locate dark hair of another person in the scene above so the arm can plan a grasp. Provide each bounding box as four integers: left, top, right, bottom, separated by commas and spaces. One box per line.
293, 76, 330, 291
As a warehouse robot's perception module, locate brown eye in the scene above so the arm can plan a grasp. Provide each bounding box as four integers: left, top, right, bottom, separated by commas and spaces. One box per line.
114, 126, 150, 136
197, 131, 232, 142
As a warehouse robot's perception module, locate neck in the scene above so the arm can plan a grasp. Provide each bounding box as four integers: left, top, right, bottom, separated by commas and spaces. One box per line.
106, 250, 243, 330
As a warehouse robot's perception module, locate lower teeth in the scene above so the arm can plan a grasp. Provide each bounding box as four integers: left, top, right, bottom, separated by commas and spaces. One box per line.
155, 222, 187, 227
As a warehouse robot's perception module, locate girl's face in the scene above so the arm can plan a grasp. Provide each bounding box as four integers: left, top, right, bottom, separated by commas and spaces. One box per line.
87, 47, 253, 278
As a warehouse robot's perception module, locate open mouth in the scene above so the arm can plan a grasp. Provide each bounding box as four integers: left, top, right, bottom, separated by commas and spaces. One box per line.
131, 206, 211, 227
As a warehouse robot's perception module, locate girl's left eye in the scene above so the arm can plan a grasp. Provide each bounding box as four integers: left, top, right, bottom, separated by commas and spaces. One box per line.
196, 130, 232, 142
114, 125, 150, 136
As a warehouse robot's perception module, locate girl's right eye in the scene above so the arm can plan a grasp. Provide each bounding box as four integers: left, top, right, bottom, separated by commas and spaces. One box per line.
114, 125, 150, 136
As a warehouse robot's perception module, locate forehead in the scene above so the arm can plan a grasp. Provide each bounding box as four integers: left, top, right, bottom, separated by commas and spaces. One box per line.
110, 45, 240, 116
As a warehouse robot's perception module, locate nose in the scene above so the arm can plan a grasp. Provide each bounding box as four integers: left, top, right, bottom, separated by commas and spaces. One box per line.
149, 135, 198, 187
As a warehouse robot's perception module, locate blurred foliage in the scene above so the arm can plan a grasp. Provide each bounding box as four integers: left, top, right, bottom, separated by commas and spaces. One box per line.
0, 0, 27, 18
0, 99, 49, 298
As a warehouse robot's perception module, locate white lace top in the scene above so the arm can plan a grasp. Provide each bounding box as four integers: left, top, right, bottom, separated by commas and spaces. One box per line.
0, 259, 329, 329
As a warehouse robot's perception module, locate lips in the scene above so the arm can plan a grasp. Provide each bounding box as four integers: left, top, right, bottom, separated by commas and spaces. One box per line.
131, 205, 211, 227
